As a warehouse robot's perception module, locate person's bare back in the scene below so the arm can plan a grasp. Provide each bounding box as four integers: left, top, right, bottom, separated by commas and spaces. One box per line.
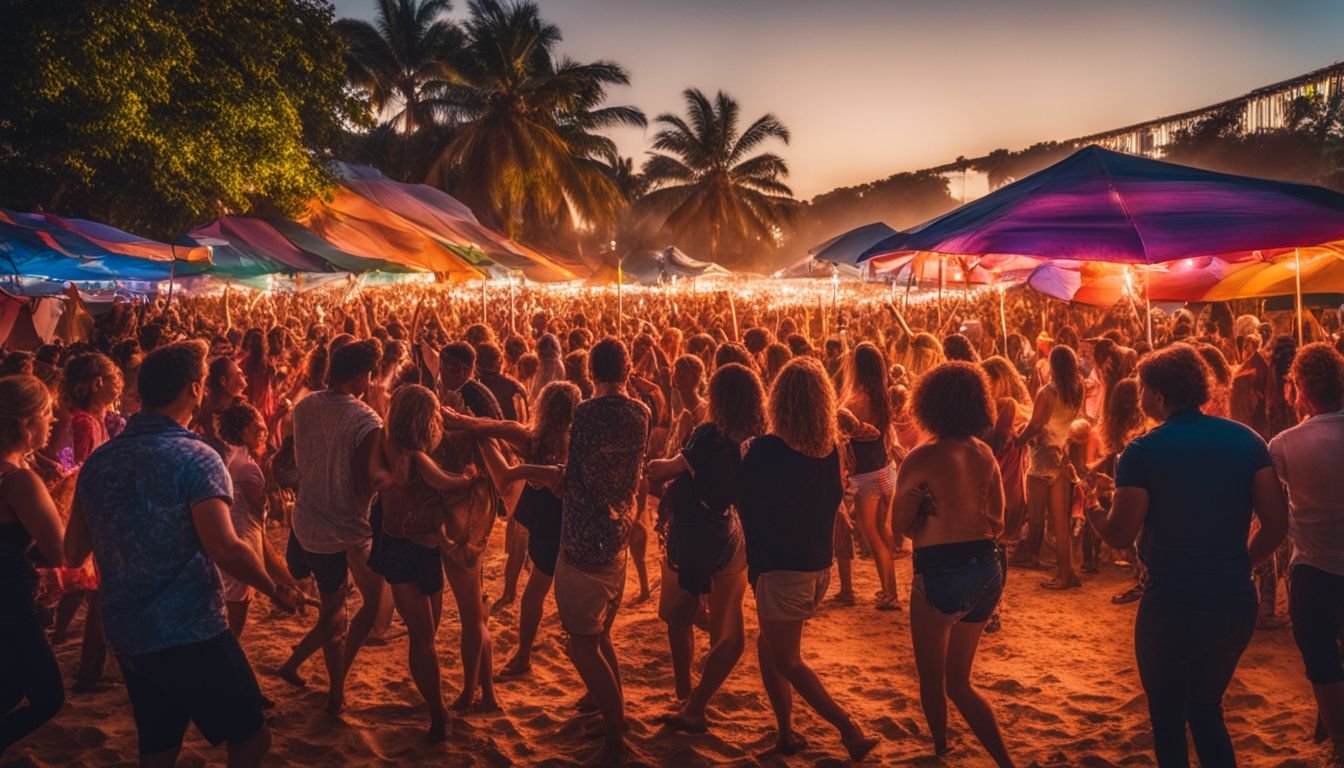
894, 438, 1004, 548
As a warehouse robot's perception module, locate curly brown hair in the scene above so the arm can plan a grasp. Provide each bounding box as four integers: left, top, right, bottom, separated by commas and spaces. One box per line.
216, 403, 264, 448
1291, 342, 1344, 412
386, 384, 443, 454
709, 363, 767, 443
768, 356, 838, 458
1138, 344, 1210, 412
1100, 378, 1144, 454
529, 380, 581, 464
60, 352, 121, 412
912, 362, 994, 439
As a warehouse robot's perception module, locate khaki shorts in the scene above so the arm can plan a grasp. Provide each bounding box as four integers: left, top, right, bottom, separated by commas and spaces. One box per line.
658, 537, 746, 627
754, 569, 831, 622
554, 553, 628, 636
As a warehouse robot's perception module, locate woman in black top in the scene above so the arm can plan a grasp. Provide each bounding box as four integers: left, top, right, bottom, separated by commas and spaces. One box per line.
444, 380, 581, 679
739, 357, 878, 761
0, 375, 66, 754
840, 342, 900, 609
645, 363, 764, 733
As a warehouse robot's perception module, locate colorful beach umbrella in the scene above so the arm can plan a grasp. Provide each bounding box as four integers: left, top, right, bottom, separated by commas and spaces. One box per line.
860, 146, 1344, 265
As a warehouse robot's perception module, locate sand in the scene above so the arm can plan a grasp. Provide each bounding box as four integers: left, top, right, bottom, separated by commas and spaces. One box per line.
3, 524, 1329, 768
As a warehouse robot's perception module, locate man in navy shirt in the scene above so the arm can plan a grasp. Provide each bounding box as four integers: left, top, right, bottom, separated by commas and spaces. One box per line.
1087, 344, 1287, 768
66, 341, 300, 767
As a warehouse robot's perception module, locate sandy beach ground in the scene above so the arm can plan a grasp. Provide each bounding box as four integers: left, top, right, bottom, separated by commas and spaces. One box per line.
4, 523, 1329, 767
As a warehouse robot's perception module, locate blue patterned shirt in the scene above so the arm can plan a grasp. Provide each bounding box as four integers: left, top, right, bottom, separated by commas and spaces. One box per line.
75, 413, 233, 655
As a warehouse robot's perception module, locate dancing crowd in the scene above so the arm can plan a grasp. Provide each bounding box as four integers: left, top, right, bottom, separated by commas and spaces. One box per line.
1, 280, 1342, 766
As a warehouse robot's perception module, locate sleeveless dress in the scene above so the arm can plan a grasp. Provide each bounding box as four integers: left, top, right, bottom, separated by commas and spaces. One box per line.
1027, 386, 1082, 481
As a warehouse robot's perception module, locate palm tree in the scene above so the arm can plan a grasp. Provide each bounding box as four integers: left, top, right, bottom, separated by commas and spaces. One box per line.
428, 0, 646, 243
637, 89, 795, 265
336, 0, 464, 136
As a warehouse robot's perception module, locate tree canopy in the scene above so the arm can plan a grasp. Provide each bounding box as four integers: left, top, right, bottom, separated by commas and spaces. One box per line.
0, 0, 364, 240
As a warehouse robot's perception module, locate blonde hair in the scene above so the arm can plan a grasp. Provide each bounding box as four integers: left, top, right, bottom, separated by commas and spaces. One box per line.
981, 356, 1029, 404
906, 332, 945, 377
0, 375, 52, 452
768, 357, 838, 458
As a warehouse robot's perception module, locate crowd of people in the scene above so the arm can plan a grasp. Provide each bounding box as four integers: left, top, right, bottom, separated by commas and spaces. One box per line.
1, 278, 1342, 767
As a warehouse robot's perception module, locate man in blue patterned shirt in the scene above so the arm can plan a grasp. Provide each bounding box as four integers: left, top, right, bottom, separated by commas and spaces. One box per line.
66, 341, 299, 768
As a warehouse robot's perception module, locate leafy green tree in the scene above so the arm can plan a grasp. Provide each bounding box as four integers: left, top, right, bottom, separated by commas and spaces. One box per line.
637, 88, 795, 266
427, 0, 646, 245
0, 0, 364, 240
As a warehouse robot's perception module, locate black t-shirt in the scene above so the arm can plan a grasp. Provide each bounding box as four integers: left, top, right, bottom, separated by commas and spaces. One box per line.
738, 435, 842, 583
479, 370, 527, 422
460, 379, 503, 420
1116, 409, 1271, 607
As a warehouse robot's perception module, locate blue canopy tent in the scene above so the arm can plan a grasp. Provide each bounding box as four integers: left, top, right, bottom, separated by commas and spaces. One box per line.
810, 222, 899, 267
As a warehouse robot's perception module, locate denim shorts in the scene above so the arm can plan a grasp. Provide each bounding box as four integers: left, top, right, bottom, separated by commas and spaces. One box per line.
912, 539, 1003, 623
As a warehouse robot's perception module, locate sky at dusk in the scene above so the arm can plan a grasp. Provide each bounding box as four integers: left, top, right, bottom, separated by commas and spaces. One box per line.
331, 0, 1344, 199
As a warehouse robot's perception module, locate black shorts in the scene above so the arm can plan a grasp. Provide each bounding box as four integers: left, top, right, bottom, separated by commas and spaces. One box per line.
1290, 564, 1344, 685
116, 631, 264, 755
376, 534, 444, 595
286, 529, 348, 595
528, 535, 560, 577
912, 540, 1003, 624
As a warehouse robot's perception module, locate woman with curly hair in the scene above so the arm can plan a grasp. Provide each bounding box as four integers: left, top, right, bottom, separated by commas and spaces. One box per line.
891, 362, 1012, 767
1086, 344, 1287, 768
1268, 342, 1344, 763
55, 352, 123, 692
840, 342, 900, 610
376, 384, 481, 740
442, 380, 581, 680
214, 403, 300, 638
646, 363, 765, 731
1013, 345, 1085, 589
738, 357, 878, 761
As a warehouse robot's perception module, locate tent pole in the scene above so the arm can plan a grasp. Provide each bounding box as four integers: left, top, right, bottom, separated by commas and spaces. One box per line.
1294, 248, 1304, 345
937, 255, 945, 330
1144, 264, 1153, 347
617, 257, 624, 335
998, 284, 1009, 355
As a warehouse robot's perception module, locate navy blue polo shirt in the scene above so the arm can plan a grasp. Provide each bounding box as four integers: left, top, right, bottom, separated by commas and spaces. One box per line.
1116, 408, 1271, 607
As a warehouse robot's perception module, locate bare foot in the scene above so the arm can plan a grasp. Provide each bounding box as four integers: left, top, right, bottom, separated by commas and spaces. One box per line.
664, 712, 707, 734
475, 697, 502, 714
842, 730, 880, 762
427, 718, 449, 742
776, 732, 808, 755
325, 689, 345, 716
495, 657, 531, 680
271, 665, 306, 688
582, 737, 626, 767
829, 591, 856, 607
450, 691, 475, 712
489, 593, 516, 615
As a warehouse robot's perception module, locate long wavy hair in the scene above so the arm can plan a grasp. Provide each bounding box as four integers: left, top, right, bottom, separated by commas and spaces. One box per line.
709, 363, 767, 443
1050, 345, 1085, 408
907, 332, 945, 377
981, 355, 1030, 405
1100, 378, 1144, 455
841, 342, 891, 435
386, 384, 443, 455
768, 356, 838, 458
528, 381, 581, 465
